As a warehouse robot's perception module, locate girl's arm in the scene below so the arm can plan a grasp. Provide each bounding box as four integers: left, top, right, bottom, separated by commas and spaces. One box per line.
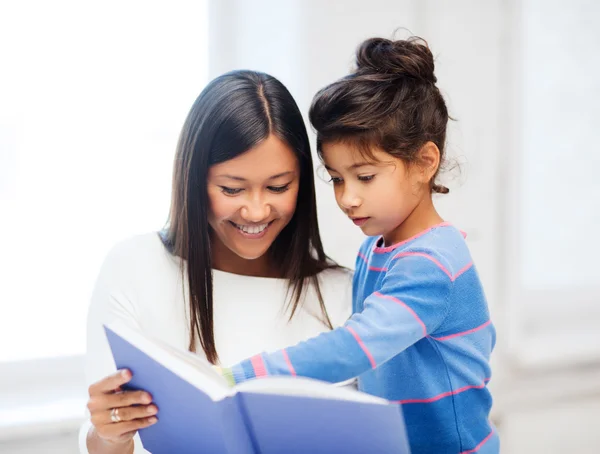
222, 254, 452, 385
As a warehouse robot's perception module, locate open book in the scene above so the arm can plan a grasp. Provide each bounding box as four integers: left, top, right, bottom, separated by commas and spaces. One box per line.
104, 320, 411, 454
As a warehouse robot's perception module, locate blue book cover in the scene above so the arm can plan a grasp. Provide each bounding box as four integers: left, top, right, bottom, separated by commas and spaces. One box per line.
104, 321, 411, 454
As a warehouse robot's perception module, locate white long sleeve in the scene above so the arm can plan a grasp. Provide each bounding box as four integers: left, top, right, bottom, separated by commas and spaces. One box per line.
79, 232, 352, 453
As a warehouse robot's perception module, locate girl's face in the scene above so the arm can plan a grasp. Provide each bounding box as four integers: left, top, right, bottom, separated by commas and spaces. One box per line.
322, 141, 432, 245
207, 134, 300, 261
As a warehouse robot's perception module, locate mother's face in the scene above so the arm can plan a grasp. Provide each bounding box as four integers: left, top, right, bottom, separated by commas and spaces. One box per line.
207, 134, 300, 260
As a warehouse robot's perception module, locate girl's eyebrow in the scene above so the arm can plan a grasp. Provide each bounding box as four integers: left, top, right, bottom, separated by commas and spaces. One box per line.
325, 162, 372, 172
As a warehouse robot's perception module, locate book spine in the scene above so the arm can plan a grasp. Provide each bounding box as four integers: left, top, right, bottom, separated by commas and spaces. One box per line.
218, 394, 258, 454
233, 393, 261, 454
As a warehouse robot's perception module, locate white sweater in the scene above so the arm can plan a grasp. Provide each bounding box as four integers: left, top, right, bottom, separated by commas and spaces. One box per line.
79, 232, 353, 453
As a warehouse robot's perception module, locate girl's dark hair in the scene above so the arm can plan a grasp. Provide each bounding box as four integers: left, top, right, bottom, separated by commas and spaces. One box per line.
163, 70, 336, 364
309, 36, 450, 194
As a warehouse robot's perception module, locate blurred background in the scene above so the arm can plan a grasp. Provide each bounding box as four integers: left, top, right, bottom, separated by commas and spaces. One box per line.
1, 0, 599, 452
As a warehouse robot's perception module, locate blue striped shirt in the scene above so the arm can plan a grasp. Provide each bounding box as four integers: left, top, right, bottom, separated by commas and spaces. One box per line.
227, 223, 499, 453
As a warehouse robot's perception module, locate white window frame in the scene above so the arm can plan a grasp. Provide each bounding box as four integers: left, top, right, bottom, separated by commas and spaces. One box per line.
502, 0, 600, 372
0, 0, 210, 440
0, 356, 86, 442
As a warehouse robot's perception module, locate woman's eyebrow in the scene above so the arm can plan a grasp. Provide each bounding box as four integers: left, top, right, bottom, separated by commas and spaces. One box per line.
267, 171, 295, 180
214, 170, 295, 181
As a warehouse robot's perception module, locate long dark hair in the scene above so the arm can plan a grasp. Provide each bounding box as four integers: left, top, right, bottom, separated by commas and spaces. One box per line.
310, 37, 451, 194
162, 70, 336, 363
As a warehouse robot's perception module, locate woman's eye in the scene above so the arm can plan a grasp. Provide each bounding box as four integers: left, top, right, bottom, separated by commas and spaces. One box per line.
358, 175, 375, 182
268, 184, 290, 193
220, 186, 243, 195
328, 176, 343, 184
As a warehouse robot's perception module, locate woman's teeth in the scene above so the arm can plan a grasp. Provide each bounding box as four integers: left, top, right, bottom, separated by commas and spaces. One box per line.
234, 222, 269, 234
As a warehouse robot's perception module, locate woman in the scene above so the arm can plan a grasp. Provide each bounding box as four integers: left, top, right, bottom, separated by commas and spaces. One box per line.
80, 70, 352, 454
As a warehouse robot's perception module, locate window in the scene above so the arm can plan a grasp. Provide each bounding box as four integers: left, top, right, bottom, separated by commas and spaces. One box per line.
505, 0, 600, 368
0, 1, 208, 365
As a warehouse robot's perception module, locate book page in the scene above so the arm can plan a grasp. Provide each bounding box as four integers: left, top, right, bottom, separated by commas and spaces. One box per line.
106, 321, 386, 405
106, 320, 233, 401
153, 338, 230, 384
234, 376, 387, 405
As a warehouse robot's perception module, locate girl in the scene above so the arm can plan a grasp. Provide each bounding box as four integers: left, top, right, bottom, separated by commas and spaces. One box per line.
221, 38, 499, 454
81, 70, 353, 454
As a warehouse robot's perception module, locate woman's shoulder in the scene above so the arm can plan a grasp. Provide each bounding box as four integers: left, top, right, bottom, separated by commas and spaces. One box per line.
90, 232, 183, 330
102, 231, 174, 268
310, 266, 353, 326
96, 231, 178, 288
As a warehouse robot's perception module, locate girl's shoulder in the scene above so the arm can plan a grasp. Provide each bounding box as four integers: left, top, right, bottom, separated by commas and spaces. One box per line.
387, 225, 474, 279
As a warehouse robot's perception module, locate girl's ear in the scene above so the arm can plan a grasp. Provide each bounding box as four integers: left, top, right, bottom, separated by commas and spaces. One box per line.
416, 141, 440, 184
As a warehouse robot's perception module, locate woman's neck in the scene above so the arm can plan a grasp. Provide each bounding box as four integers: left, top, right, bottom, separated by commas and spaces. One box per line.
209, 235, 279, 278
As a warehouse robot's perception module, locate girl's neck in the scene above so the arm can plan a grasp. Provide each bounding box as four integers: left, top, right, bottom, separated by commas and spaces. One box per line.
210, 235, 280, 278
382, 195, 444, 247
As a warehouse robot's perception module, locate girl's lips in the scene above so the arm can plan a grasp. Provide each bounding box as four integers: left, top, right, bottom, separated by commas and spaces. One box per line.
351, 217, 370, 227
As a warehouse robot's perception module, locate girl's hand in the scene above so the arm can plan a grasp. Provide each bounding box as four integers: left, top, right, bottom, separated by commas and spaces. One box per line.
213, 364, 235, 386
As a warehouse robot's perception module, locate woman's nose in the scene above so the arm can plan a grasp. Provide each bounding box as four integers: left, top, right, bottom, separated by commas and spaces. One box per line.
240, 195, 271, 222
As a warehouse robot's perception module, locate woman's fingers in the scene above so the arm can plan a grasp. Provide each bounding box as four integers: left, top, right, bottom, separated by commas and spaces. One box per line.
86, 369, 159, 443
91, 404, 158, 427
96, 416, 158, 441
88, 369, 132, 396
88, 389, 153, 412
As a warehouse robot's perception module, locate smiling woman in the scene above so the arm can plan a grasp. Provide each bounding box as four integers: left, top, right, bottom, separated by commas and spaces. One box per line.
207, 135, 300, 267
81, 70, 353, 454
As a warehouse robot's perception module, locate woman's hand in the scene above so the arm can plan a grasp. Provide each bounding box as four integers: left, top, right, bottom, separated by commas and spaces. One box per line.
87, 369, 158, 448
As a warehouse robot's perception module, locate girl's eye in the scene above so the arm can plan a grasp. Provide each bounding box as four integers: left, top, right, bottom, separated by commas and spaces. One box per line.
358, 175, 375, 182
328, 176, 343, 184
220, 186, 243, 195
268, 184, 291, 193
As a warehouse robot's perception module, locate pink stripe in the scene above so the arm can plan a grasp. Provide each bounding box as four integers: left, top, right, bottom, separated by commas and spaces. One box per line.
374, 291, 427, 337
250, 354, 268, 378
357, 252, 388, 271
460, 429, 494, 454
431, 320, 492, 341
346, 326, 377, 369
282, 349, 296, 376
373, 222, 451, 253
392, 252, 453, 279
396, 378, 491, 404
453, 261, 473, 280
393, 252, 473, 281
369, 266, 388, 271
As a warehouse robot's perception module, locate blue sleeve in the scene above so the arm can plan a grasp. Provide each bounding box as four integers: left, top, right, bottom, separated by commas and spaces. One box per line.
223, 254, 452, 384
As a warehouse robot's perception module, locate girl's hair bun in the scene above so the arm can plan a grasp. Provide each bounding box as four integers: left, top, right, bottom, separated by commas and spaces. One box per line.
356, 37, 437, 84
